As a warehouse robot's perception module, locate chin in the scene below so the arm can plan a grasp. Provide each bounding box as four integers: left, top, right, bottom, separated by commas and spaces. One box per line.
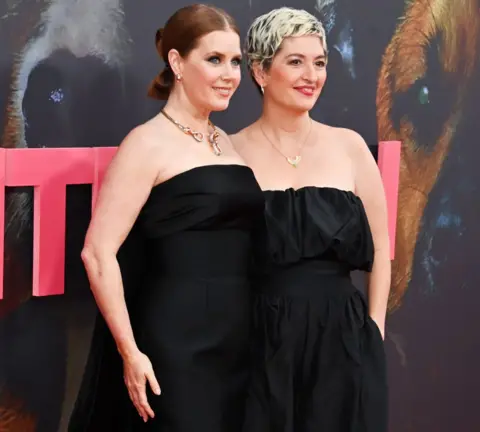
281, 96, 315, 113
209, 101, 231, 112
285, 102, 315, 113
300, 103, 316, 112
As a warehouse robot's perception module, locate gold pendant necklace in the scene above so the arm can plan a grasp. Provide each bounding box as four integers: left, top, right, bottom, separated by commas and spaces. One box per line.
286, 156, 302, 167
161, 109, 222, 156
260, 119, 312, 168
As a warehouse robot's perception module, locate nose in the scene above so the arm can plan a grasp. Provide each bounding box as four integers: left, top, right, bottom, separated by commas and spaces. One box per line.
220, 63, 237, 81
302, 63, 317, 82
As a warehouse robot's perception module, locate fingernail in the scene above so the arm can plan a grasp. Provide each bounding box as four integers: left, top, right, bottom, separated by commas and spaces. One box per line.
155, 388, 161, 395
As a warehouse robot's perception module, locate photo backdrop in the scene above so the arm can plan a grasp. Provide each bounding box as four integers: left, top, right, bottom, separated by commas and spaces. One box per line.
0, 0, 479, 431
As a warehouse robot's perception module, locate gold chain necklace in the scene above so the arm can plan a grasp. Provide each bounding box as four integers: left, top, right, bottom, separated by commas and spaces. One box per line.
259, 118, 312, 168
161, 109, 222, 156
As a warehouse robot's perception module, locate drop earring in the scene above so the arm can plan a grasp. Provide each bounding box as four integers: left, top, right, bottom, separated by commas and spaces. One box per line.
260, 85, 264, 94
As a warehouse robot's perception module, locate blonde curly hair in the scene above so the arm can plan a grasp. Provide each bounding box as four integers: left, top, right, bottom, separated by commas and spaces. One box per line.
245, 7, 327, 71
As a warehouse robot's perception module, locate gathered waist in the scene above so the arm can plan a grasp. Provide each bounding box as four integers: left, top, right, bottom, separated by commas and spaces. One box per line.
146, 230, 252, 277
254, 260, 355, 298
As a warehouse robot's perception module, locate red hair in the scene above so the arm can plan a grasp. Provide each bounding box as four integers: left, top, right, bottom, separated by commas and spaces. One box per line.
148, 4, 240, 100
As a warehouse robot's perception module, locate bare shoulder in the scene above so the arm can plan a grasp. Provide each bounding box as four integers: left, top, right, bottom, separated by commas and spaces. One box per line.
324, 125, 373, 162
229, 126, 249, 143
211, 126, 245, 158
112, 126, 153, 169
215, 126, 235, 148
119, 124, 155, 153
104, 120, 173, 188
332, 126, 368, 150
229, 125, 254, 153
328, 127, 384, 196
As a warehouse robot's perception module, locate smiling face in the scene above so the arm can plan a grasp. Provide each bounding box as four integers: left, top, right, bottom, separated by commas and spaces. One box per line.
170, 29, 242, 112
255, 35, 327, 113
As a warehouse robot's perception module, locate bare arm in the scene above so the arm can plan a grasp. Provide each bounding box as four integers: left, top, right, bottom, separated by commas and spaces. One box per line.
81, 128, 161, 419
351, 132, 391, 338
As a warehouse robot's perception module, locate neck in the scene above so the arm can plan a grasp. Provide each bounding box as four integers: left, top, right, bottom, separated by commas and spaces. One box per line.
260, 99, 311, 140
161, 89, 211, 134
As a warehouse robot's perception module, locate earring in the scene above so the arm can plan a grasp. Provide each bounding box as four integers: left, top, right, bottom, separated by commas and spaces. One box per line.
260, 85, 264, 94
175, 73, 182, 81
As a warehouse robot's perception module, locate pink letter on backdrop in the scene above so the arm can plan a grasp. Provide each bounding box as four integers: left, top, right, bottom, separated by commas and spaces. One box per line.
0, 149, 5, 299
0, 144, 400, 300
377, 141, 401, 260
4, 148, 95, 297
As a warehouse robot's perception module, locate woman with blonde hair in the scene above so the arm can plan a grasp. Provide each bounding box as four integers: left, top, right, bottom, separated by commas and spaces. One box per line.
232, 7, 389, 431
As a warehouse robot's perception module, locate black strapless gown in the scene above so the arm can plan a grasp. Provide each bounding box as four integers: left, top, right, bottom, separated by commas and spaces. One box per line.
68, 164, 264, 432
244, 187, 388, 432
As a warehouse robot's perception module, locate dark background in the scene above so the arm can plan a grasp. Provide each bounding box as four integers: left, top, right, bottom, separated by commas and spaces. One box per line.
0, 0, 479, 430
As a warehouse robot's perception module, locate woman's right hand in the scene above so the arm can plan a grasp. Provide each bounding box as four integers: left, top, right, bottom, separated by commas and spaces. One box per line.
122, 350, 161, 422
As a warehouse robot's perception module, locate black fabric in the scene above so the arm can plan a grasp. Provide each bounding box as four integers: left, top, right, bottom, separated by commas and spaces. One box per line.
245, 187, 387, 432
69, 164, 264, 432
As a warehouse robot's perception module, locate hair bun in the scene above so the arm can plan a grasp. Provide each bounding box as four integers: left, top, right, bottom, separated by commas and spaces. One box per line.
148, 27, 172, 100
147, 68, 173, 100
155, 28, 164, 55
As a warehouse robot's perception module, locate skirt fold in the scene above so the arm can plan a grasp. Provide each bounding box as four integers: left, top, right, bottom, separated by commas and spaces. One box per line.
245, 263, 387, 432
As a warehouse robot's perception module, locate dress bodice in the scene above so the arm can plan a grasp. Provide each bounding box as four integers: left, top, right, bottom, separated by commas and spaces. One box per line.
255, 186, 374, 271
137, 164, 264, 238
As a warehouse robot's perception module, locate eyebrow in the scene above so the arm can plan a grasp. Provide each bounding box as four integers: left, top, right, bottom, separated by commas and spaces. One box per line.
285, 53, 326, 60
205, 51, 242, 58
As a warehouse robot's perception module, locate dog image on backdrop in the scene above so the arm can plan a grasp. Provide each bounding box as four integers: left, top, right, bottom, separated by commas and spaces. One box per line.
0, 1, 132, 430
1, 0, 479, 430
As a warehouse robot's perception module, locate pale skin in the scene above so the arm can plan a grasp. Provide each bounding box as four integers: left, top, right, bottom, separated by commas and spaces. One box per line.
81, 29, 245, 422
231, 35, 390, 337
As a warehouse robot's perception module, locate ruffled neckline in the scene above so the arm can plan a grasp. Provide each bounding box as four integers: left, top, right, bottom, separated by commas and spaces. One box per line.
256, 186, 374, 271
